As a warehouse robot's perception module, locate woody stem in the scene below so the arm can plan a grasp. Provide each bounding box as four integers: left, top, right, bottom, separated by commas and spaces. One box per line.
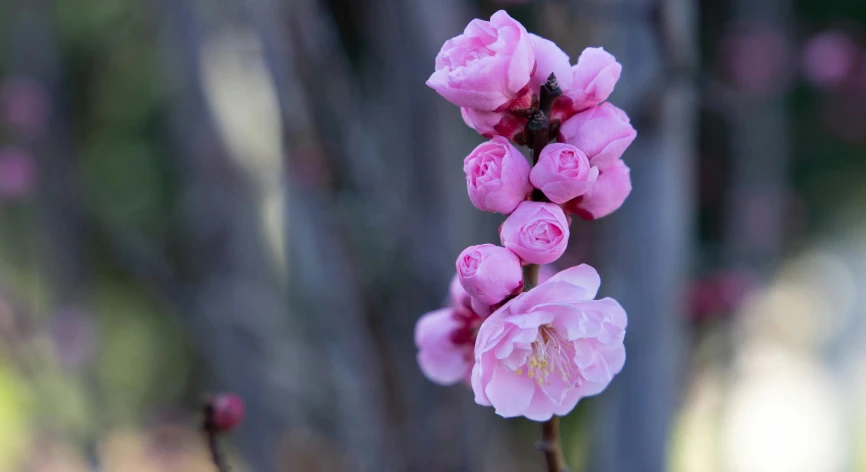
525, 72, 568, 472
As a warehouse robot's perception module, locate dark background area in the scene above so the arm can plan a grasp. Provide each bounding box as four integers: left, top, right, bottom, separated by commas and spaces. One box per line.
1, 0, 865, 470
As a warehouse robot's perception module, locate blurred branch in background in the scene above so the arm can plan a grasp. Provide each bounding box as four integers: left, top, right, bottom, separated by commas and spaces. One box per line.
553, 0, 697, 469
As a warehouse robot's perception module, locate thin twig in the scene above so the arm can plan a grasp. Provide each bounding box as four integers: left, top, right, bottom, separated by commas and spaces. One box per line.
524, 73, 568, 472
203, 403, 230, 472
538, 416, 567, 472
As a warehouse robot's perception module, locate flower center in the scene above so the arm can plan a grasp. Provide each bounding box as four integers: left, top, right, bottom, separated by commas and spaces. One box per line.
460, 251, 482, 276
526, 221, 562, 246
515, 325, 577, 387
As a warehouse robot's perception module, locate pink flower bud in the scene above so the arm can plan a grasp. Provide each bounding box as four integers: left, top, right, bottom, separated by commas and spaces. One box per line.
555, 47, 622, 121
472, 264, 627, 420
461, 107, 528, 143
456, 244, 523, 305
208, 393, 245, 432
564, 160, 631, 220
500, 201, 570, 264
415, 308, 476, 385
558, 103, 637, 171
427, 10, 536, 112
530, 143, 599, 204
464, 136, 532, 214
528, 34, 573, 94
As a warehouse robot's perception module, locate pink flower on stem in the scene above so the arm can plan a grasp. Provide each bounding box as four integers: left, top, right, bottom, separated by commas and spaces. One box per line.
457, 244, 524, 305
415, 306, 481, 385
427, 10, 536, 112
464, 136, 532, 214
461, 107, 528, 143
554, 47, 622, 122
564, 160, 632, 220
472, 264, 627, 420
461, 34, 574, 143
530, 143, 599, 204
528, 34, 573, 95
558, 103, 637, 171
500, 201, 570, 264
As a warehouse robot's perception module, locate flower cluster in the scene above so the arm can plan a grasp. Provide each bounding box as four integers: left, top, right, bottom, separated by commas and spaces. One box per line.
415, 10, 633, 421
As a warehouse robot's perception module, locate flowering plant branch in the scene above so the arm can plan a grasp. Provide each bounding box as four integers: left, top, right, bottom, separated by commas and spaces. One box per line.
416, 10, 637, 471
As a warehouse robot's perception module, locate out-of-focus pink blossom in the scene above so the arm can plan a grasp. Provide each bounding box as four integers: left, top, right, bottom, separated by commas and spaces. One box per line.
687, 269, 757, 323
0, 77, 49, 137
719, 21, 794, 95
500, 201, 570, 264
0, 146, 37, 199
457, 244, 523, 305
530, 143, 599, 204
563, 160, 631, 220
463, 136, 532, 214
472, 264, 627, 420
208, 393, 245, 432
554, 47, 622, 122
558, 103, 636, 171
802, 30, 862, 90
427, 10, 536, 112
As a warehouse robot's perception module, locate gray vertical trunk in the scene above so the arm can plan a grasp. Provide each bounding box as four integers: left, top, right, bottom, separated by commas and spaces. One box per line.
578, 0, 698, 470
725, 0, 792, 270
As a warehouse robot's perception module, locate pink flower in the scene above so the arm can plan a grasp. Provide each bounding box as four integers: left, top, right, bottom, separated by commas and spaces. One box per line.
464, 136, 532, 214
460, 34, 572, 143
457, 244, 524, 305
415, 307, 479, 385
530, 143, 599, 204
554, 47, 622, 121
427, 10, 536, 112
528, 34, 573, 94
461, 107, 527, 143
558, 103, 636, 171
564, 160, 631, 220
500, 201, 570, 264
472, 264, 627, 420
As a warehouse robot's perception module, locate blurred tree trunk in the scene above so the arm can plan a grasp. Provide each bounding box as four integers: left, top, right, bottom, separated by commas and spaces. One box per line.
724, 0, 792, 271
557, 0, 698, 470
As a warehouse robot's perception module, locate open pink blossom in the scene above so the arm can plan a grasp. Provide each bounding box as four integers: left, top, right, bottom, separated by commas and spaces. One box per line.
552, 48, 622, 123
472, 264, 627, 420
564, 159, 631, 220
457, 244, 523, 305
464, 136, 532, 214
427, 10, 536, 112
530, 143, 599, 204
558, 103, 636, 171
500, 201, 570, 264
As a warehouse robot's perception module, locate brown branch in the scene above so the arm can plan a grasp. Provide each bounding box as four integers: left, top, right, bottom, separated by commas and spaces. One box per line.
202, 403, 231, 472
523, 72, 568, 472
538, 416, 567, 472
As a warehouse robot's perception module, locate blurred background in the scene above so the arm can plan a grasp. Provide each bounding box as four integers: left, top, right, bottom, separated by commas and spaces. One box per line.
1, 0, 865, 471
